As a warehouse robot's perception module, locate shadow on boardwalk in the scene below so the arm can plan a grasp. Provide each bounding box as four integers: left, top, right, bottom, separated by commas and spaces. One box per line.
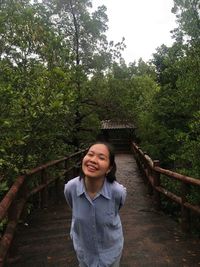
6, 154, 200, 267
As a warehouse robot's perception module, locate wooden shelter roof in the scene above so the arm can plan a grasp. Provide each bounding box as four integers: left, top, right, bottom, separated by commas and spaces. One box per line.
101, 120, 135, 130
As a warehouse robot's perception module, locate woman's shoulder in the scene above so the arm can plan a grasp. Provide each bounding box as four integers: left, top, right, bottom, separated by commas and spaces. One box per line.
110, 181, 126, 195
64, 176, 80, 190
109, 181, 127, 207
64, 177, 81, 208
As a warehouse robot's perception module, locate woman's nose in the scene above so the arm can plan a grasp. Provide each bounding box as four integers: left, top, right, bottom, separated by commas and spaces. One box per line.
90, 155, 97, 162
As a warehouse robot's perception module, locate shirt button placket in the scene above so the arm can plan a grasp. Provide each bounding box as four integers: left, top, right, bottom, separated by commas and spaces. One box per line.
92, 205, 99, 255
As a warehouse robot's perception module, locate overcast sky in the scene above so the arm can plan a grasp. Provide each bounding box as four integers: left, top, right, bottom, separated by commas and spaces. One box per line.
93, 0, 177, 64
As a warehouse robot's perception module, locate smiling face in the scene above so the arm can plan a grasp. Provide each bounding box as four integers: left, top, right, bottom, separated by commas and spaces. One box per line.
82, 143, 111, 180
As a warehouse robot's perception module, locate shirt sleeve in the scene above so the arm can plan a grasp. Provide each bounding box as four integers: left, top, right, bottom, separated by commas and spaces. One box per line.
64, 183, 73, 209
119, 185, 127, 209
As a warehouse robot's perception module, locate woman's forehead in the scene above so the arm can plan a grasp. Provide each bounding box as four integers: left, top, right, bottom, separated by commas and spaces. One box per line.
89, 144, 109, 155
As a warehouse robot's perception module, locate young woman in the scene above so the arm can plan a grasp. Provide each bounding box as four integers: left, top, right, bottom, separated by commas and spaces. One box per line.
64, 141, 127, 267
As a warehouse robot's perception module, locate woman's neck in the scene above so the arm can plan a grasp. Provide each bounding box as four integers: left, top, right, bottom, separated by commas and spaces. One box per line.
84, 176, 105, 198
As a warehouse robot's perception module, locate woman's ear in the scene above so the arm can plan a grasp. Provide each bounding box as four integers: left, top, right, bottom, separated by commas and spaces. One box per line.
106, 166, 113, 175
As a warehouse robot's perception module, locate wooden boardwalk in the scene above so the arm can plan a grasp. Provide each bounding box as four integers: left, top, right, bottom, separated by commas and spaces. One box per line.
5, 154, 200, 267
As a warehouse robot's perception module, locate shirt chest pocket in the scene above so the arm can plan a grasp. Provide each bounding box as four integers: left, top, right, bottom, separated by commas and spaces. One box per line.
96, 202, 116, 226
104, 210, 115, 224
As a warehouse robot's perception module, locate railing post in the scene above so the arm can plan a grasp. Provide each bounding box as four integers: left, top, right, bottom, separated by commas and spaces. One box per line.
54, 178, 60, 204
138, 149, 146, 183
153, 160, 161, 211
6, 179, 29, 264
136, 149, 142, 175
54, 162, 66, 204
181, 182, 191, 233
147, 164, 153, 195
6, 201, 21, 264
41, 170, 48, 208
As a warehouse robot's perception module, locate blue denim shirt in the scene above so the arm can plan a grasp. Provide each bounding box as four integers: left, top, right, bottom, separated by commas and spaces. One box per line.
64, 177, 126, 267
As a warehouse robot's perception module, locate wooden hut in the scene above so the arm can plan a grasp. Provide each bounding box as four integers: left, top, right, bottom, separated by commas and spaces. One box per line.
97, 120, 136, 152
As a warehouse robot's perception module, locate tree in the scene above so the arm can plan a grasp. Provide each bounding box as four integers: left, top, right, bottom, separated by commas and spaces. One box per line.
171, 0, 200, 44
41, 0, 126, 148
0, 0, 75, 182
145, 0, 200, 171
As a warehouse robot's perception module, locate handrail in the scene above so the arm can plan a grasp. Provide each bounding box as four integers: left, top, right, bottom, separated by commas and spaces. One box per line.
154, 166, 200, 186
0, 175, 26, 221
131, 141, 200, 232
0, 149, 86, 267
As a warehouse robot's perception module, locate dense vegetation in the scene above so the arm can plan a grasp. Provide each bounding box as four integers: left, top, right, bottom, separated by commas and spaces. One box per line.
0, 0, 199, 201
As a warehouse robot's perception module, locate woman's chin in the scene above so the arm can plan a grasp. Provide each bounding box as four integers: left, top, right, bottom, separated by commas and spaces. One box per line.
84, 172, 105, 180
85, 173, 98, 179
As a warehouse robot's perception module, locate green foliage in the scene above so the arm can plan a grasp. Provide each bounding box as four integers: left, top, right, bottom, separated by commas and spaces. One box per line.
160, 175, 181, 217
134, 0, 200, 224
91, 60, 158, 124
172, 0, 200, 43
145, 0, 200, 170
172, 111, 200, 178
187, 186, 200, 205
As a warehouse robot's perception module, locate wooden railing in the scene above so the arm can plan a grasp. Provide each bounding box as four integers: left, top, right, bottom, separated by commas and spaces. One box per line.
131, 142, 200, 232
0, 149, 86, 267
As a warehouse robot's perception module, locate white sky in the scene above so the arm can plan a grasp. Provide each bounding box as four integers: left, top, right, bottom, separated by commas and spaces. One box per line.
93, 0, 177, 64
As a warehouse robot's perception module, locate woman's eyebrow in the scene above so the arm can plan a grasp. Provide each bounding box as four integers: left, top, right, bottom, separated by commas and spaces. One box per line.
98, 153, 108, 159
87, 150, 94, 154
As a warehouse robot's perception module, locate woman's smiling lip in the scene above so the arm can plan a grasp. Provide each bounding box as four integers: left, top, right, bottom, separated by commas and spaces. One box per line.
86, 164, 98, 171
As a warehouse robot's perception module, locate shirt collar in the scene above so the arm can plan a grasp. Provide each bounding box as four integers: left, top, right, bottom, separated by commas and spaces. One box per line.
76, 177, 111, 200
76, 177, 85, 196
99, 179, 111, 199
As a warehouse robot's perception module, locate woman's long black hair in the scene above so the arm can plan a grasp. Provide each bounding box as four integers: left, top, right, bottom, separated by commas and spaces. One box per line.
80, 141, 117, 183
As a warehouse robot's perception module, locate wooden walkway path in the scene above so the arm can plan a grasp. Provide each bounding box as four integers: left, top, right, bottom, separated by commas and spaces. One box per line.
5, 154, 200, 267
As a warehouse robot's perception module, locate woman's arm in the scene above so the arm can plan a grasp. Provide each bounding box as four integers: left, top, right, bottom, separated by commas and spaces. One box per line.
119, 184, 127, 209
64, 183, 73, 209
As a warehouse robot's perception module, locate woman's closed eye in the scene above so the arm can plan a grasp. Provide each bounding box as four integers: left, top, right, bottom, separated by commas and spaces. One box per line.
99, 155, 106, 161
87, 152, 94, 157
